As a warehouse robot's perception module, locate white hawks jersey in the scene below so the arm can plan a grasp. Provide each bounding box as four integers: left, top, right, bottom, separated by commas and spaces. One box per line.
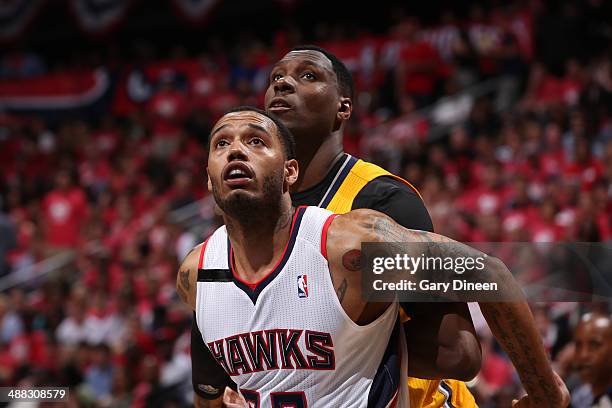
195, 206, 409, 408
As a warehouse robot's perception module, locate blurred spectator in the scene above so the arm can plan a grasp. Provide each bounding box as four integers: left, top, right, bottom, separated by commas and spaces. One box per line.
0, 213, 17, 277
571, 313, 612, 408
56, 288, 90, 346
0, 3, 610, 407
41, 170, 88, 251
85, 343, 114, 400
394, 17, 446, 108
0, 294, 23, 346
473, 331, 515, 406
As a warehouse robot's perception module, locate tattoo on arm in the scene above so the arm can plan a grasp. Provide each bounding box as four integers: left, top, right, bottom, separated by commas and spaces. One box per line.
362, 213, 558, 403
365, 214, 502, 291
180, 269, 190, 290
336, 279, 348, 303
481, 303, 556, 405
177, 269, 190, 304
342, 249, 361, 271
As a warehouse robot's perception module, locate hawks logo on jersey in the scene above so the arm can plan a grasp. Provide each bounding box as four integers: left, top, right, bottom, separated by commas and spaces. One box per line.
207, 329, 335, 376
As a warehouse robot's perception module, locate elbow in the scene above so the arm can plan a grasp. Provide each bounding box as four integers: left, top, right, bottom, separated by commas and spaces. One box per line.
437, 332, 482, 381
487, 256, 524, 300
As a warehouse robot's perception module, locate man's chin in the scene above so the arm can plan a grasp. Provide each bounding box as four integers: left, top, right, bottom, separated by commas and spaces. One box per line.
218, 190, 261, 216
268, 109, 296, 124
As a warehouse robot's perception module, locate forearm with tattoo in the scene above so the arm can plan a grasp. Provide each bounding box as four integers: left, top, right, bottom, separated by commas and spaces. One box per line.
480, 302, 561, 406
362, 214, 520, 301
354, 211, 564, 405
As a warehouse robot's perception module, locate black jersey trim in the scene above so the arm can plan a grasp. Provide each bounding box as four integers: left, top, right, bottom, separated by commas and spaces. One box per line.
319, 155, 358, 208
439, 380, 456, 408
367, 318, 402, 408
197, 268, 232, 282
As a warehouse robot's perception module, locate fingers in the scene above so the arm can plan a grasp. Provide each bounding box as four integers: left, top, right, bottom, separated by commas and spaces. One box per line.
223, 387, 245, 408
512, 396, 530, 408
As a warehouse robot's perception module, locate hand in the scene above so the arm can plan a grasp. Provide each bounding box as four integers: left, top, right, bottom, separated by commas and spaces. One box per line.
512, 371, 570, 408
223, 387, 246, 408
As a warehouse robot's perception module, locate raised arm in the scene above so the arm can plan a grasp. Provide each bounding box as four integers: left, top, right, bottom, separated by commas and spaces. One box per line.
330, 208, 569, 407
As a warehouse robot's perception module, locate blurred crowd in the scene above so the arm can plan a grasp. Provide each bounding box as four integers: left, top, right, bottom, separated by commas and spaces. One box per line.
0, 1, 611, 407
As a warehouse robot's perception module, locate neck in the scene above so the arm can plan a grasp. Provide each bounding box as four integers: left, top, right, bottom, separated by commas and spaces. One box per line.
591, 377, 612, 398
291, 131, 344, 192
224, 199, 295, 281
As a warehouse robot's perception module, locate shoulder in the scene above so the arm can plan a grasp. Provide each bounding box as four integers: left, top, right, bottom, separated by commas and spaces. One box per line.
176, 242, 205, 310
326, 209, 395, 249
354, 176, 433, 232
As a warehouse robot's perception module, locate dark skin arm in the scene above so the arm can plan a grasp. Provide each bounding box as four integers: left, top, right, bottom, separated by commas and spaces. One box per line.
403, 302, 481, 380
194, 395, 223, 408
354, 179, 479, 379
326, 209, 570, 408
176, 245, 228, 408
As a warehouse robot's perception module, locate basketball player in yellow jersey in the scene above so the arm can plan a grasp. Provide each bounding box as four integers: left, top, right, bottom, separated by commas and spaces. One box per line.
266, 46, 480, 408
190, 46, 480, 407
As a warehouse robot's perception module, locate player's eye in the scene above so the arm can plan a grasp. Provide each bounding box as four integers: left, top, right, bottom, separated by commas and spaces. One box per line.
249, 138, 265, 146
215, 139, 229, 148
301, 72, 316, 80
271, 73, 283, 81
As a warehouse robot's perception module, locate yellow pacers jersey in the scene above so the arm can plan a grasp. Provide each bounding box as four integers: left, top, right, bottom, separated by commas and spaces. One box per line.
320, 155, 477, 408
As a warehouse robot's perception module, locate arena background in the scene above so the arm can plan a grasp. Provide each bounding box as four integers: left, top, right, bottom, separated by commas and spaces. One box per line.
0, 0, 611, 407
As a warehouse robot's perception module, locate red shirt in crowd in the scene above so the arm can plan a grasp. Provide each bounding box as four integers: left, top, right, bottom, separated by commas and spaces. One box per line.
399, 41, 442, 96
147, 89, 188, 137
42, 188, 88, 247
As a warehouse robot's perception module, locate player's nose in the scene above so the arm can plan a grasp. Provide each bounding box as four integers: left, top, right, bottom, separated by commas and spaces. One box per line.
273, 75, 295, 95
226, 142, 249, 162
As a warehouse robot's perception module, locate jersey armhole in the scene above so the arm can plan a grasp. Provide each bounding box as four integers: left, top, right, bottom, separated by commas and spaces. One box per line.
197, 237, 211, 270
320, 214, 339, 260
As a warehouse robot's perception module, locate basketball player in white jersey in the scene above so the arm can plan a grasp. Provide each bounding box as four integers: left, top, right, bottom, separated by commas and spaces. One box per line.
177, 107, 569, 407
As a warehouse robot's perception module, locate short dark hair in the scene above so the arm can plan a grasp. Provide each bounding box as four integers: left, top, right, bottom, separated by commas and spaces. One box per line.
215, 106, 296, 160
291, 45, 355, 100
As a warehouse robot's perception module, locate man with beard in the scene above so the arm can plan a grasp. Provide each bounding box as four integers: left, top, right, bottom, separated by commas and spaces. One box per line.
192, 46, 480, 407
181, 107, 410, 407
179, 107, 568, 408
572, 313, 612, 408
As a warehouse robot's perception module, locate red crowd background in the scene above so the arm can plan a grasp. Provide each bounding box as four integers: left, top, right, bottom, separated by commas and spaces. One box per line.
0, 1, 610, 407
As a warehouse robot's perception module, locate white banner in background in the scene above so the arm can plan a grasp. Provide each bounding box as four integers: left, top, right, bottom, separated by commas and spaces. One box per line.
69, 0, 132, 35
172, 0, 219, 23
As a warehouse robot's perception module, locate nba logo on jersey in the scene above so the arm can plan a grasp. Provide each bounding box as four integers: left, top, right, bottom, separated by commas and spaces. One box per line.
297, 275, 308, 298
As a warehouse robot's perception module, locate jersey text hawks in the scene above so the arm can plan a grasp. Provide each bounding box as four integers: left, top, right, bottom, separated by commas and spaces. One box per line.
207, 329, 334, 376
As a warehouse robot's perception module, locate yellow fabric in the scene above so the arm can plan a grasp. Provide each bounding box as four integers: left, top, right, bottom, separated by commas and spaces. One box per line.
325, 159, 422, 214
323, 158, 477, 408
408, 379, 478, 408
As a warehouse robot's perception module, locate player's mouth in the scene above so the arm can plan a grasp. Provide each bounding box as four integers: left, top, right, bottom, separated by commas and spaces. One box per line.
222, 162, 254, 187
267, 98, 292, 113
577, 364, 594, 379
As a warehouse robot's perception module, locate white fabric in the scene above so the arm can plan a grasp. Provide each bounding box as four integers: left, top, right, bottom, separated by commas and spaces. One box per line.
196, 206, 407, 407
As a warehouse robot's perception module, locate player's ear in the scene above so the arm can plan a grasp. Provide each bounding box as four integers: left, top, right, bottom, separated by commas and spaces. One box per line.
206, 167, 212, 192
337, 97, 352, 121
284, 159, 299, 191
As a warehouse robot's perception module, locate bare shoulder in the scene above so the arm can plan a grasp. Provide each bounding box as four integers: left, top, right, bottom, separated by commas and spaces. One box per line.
176, 243, 204, 310
329, 208, 408, 245
324, 209, 397, 270
326, 208, 451, 262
